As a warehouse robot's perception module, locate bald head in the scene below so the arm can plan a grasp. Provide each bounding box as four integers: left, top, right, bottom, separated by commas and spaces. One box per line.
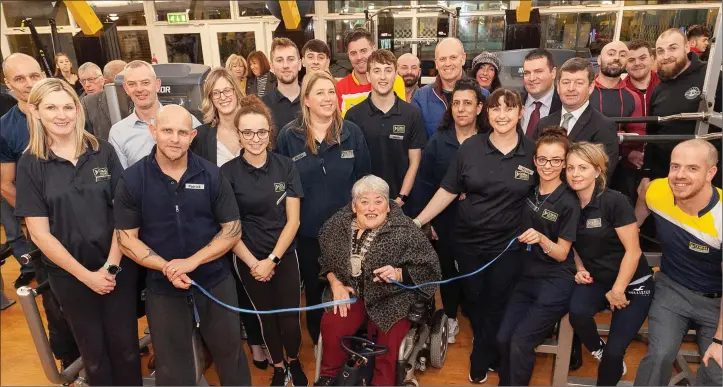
3, 53, 41, 78
434, 38, 466, 83
3, 53, 45, 102
103, 60, 127, 84
155, 104, 193, 129
673, 139, 719, 168
398, 53, 420, 67
397, 53, 421, 88
152, 104, 196, 161
598, 40, 628, 78
435, 38, 464, 59
658, 28, 687, 45
668, 139, 718, 201
656, 28, 690, 79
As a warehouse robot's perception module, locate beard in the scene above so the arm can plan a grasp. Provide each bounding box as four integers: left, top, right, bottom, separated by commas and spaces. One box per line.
278, 72, 299, 85
657, 56, 688, 80
600, 60, 625, 78
402, 74, 419, 87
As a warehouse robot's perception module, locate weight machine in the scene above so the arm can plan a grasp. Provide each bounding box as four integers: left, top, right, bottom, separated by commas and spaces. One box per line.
363, 5, 461, 52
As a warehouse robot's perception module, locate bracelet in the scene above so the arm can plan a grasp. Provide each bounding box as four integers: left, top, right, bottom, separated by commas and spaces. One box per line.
412, 218, 422, 228
543, 245, 554, 255
713, 337, 723, 345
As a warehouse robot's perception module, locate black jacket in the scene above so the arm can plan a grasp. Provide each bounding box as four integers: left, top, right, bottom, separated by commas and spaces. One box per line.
190, 124, 218, 165
245, 72, 277, 97
534, 105, 619, 180
520, 88, 563, 117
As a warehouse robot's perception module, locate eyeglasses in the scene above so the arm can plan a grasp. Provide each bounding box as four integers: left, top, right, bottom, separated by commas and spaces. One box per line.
211, 88, 235, 100
534, 156, 564, 167
240, 129, 270, 140
80, 75, 102, 84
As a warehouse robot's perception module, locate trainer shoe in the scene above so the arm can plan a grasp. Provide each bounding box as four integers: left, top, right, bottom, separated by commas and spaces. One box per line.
469, 371, 488, 384
591, 342, 627, 376
270, 365, 288, 386
447, 318, 460, 343
313, 376, 335, 386
287, 359, 308, 386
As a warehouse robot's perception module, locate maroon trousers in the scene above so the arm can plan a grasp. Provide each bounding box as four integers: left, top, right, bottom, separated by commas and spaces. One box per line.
320, 301, 411, 386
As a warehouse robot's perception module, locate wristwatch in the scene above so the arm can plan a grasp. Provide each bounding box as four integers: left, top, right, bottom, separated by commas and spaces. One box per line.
713, 337, 723, 345
103, 263, 122, 275
398, 194, 409, 203
268, 254, 281, 265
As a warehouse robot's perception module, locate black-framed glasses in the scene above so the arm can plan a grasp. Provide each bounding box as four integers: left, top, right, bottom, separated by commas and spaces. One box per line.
80, 74, 102, 84
240, 129, 270, 140
534, 156, 564, 167
211, 88, 235, 100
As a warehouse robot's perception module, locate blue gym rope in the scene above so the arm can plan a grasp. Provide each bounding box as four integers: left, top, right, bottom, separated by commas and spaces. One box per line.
191, 236, 521, 315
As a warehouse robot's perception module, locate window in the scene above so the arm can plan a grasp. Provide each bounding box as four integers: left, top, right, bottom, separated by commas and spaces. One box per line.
457, 15, 506, 55
620, 8, 719, 42
542, 12, 616, 53
2, 0, 70, 27
423, 1, 510, 11
165, 33, 205, 64
237, 1, 272, 16
329, 1, 408, 13
326, 19, 367, 77
7, 34, 78, 73
625, 1, 718, 4
154, 0, 231, 21
216, 32, 257, 66
87, 0, 146, 26
119, 31, 152, 62
534, 0, 617, 5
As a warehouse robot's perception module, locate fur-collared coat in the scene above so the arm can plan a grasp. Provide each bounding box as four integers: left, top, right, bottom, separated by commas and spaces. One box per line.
318, 202, 441, 332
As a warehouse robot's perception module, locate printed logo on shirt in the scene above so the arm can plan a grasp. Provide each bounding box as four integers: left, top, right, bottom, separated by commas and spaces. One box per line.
586, 218, 602, 228
541, 209, 559, 222
627, 284, 651, 296
514, 170, 530, 181
274, 183, 286, 192
689, 241, 710, 254
292, 152, 307, 162
517, 165, 535, 176
684, 87, 701, 100
389, 134, 404, 140
393, 125, 406, 134
185, 183, 205, 190
92, 167, 111, 183
341, 150, 355, 159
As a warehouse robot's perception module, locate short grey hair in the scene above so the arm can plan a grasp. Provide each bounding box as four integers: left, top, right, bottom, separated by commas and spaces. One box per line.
352, 175, 390, 202
124, 60, 156, 78
103, 60, 127, 83
78, 62, 102, 77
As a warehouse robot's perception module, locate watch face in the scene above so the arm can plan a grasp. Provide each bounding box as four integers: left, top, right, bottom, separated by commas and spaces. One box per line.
107, 265, 120, 275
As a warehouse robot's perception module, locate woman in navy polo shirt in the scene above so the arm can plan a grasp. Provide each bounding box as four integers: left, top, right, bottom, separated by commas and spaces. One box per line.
222, 95, 307, 386
275, 71, 371, 346
496, 126, 580, 385
414, 88, 536, 383
410, 78, 486, 345
566, 142, 653, 386
15, 78, 140, 385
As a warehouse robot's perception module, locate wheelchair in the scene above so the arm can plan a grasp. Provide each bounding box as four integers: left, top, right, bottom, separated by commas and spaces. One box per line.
314, 293, 449, 386
15, 249, 208, 386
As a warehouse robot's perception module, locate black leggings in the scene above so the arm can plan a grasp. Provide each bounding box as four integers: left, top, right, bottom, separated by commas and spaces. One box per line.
235, 251, 302, 364
296, 236, 324, 343
229, 258, 264, 347
435, 234, 462, 319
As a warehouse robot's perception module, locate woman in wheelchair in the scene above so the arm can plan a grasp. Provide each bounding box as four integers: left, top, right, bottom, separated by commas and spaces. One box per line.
315, 175, 441, 386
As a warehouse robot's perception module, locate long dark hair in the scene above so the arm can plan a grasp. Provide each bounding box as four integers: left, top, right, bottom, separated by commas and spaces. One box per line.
438, 78, 487, 133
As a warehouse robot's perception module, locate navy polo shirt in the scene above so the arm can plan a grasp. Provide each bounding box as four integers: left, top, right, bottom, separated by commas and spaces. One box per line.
521, 184, 580, 279
441, 133, 536, 253
114, 147, 240, 296
345, 96, 427, 199
15, 140, 123, 276
275, 119, 371, 239
0, 105, 29, 163
575, 188, 652, 291
220, 151, 304, 257
263, 88, 301, 131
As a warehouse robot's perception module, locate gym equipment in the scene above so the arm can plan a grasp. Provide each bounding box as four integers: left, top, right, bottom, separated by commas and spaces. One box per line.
364, 4, 461, 52
0, 244, 16, 310
495, 49, 578, 93
15, 250, 208, 386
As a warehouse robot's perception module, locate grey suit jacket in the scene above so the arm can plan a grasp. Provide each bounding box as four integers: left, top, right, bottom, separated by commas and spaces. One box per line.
82, 91, 112, 141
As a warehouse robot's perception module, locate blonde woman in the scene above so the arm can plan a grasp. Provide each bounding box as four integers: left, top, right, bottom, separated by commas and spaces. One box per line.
225, 54, 249, 93
14, 78, 141, 385
275, 71, 371, 345
54, 53, 84, 96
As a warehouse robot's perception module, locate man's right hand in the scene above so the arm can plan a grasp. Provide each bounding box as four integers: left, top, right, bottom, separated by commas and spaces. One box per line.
82, 269, 116, 295
171, 273, 192, 289
637, 178, 651, 199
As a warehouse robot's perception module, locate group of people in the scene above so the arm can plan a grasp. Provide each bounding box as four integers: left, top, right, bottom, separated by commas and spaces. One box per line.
0, 21, 720, 387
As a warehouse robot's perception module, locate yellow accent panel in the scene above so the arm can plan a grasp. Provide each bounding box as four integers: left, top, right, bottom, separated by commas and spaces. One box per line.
516, 0, 532, 23
646, 178, 722, 238
279, 1, 301, 30
340, 75, 407, 117
65, 1, 103, 35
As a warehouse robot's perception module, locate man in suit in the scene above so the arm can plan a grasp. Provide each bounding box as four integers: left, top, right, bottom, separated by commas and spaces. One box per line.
82, 60, 127, 140
534, 57, 619, 181
521, 48, 562, 137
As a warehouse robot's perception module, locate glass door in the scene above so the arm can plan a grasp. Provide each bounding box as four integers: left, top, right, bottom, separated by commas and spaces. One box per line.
207, 24, 265, 68
154, 25, 211, 65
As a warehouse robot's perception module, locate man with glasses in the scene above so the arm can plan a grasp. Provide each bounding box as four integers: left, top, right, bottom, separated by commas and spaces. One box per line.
81, 60, 127, 141
108, 60, 201, 169
77, 62, 105, 97
263, 38, 302, 129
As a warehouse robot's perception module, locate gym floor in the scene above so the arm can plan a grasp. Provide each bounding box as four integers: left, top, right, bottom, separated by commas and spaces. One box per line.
0, 231, 698, 386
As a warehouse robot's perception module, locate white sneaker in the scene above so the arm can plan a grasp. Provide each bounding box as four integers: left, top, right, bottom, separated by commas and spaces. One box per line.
447, 318, 460, 344
591, 344, 627, 376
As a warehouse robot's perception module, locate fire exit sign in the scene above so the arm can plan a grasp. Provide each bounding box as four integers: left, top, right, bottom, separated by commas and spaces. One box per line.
167, 12, 189, 24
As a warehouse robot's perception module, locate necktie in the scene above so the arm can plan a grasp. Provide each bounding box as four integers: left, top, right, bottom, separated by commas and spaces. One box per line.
525, 101, 543, 137
561, 112, 574, 132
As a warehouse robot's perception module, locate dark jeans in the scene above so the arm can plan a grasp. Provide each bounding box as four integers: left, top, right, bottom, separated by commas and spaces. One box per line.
146, 274, 251, 386
230, 256, 264, 347
47, 261, 141, 385
455, 247, 523, 376
569, 277, 654, 386
237, 251, 302, 364
296, 235, 324, 343
0, 197, 33, 274
435, 234, 462, 319
497, 275, 575, 386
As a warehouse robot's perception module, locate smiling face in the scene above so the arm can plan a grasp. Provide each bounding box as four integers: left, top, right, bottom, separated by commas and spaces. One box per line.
249, 59, 262, 77
231, 60, 246, 80
122, 65, 161, 110
303, 51, 330, 74
598, 41, 628, 78
656, 32, 689, 79
305, 78, 337, 119
397, 54, 421, 87
626, 47, 654, 81
434, 39, 466, 83
151, 105, 196, 162
523, 57, 556, 99
272, 45, 301, 85
353, 192, 390, 230
211, 77, 238, 117
347, 38, 374, 76
30, 90, 78, 139
566, 153, 599, 192
238, 113, 270, 156
487, 96, 521, 136
558, 70, 594, 111
535, 143, 566, 183
668, 143, 717, 201
369, 61, 395, 96
475, 64, 496, 89
451, 89, 482, 128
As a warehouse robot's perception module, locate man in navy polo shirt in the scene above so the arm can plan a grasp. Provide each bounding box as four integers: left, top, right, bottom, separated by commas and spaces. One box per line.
114, 104, 250, 386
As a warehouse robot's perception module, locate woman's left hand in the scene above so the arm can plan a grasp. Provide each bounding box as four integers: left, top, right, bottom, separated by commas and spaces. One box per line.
373, 265, 400, 283
518, 228, 542, 245
606, 288, 630, 311
252, 259, 276, 282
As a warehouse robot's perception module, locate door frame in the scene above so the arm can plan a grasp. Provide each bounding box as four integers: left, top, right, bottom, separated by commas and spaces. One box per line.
207, 23, 265, 68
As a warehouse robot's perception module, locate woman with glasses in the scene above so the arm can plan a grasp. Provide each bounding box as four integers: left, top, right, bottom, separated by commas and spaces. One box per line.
221, 95, 308, 386
496, 126, 580, 386
192, 68, 271, 370
413, 88, 535, 383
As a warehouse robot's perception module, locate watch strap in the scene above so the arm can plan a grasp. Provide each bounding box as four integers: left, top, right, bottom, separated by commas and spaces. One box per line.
268, 254, 281, 265
713, 337, 723, 345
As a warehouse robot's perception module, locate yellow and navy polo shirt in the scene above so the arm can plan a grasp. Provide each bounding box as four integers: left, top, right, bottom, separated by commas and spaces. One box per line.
646, 178, 722, 293
335, 72, 406, 117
